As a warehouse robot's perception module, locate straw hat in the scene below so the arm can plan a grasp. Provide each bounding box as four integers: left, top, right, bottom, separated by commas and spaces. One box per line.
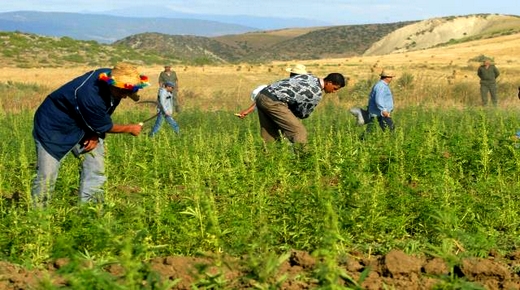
380, 70, 396, 78
285, 64, 308, 75
98, 62, 150, 101
109, 63, 149, 89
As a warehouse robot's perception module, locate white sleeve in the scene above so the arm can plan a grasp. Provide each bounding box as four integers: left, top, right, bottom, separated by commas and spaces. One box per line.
250, 85, 268, 102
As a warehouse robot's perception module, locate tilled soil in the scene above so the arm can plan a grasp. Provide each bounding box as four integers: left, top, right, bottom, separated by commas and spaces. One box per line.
2, 249, 520, 289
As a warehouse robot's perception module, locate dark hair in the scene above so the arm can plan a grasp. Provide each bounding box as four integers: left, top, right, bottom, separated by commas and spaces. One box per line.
324, 73, 346, 87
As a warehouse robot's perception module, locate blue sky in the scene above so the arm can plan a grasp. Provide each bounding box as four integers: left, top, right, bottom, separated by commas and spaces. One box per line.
0, 0, 518, 25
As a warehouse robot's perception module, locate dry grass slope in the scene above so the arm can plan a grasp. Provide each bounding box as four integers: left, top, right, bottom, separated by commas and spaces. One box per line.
213, 27, 324, 51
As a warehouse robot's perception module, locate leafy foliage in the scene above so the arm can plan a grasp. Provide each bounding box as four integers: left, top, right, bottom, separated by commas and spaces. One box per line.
2, 104, 520, 287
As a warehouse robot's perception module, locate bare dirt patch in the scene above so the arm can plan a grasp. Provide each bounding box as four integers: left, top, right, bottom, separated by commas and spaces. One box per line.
2, 249, 520, 289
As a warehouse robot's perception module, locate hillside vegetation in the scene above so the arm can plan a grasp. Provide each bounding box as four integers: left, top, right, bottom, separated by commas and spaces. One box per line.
0, 32, 169, 68
113, 21, 415, 63
112, 33, 243, 64
112, 13, 520, 63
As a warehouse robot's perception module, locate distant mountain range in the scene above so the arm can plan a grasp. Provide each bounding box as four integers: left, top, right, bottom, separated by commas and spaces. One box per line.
100, 5, 332, 30
1, 13, 518, 68
0, 11, 257, 43
0, 9, 331, 43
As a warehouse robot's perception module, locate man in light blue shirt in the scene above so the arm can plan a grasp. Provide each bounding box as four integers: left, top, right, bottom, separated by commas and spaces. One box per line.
363, 70, 395, 138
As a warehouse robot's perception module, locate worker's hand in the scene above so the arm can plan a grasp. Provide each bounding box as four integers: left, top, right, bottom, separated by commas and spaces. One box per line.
129, 124, 143, 136
234, 112, 247, 119
83, 135, 99, 152
382, 111, 391, 118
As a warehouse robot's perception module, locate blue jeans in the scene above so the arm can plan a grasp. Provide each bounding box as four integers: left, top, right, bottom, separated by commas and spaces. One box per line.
150, 113, 180, 136
32, 139, 107, 206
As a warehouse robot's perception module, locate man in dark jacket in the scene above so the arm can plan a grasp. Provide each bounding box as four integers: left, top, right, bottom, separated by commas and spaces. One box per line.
477, 59, 500, 106
32, 63, 150, 205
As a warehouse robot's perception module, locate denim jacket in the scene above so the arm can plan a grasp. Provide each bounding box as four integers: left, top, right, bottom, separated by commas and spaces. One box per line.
368, 80, 394, 117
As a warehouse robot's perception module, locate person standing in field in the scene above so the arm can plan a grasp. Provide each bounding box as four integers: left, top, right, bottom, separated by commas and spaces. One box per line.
362, 70, 396, 139
254, 72, 346, 152
158, 65, 181, 113
31, 62, 150, 206
235, 64, 309, 119
149, 81, 180, 136
477, 59, 500, 106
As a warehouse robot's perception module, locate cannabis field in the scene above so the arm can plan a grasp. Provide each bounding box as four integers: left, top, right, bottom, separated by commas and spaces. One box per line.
2, 17, 520, 288
1, 89, 520, 288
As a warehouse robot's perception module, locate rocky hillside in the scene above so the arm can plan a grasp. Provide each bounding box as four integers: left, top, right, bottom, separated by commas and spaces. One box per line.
245, 22, 414, 61
113, 14, 520, 64
114, 21, 414, 63
112, 33, 243, 64
364, 14, 520, 56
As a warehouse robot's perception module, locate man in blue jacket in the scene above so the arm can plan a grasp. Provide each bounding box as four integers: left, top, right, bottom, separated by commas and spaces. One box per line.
32, 62, 150, 206
363, 70, 396, 139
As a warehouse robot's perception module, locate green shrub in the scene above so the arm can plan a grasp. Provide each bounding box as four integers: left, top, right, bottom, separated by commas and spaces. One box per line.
395, 72, 414, 89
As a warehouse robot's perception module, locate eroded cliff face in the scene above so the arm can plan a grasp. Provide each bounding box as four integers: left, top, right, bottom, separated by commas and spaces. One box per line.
364, 14, 520, 56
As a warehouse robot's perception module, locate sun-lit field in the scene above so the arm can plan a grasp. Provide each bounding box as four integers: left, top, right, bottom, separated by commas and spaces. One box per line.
1, 33, 520, 288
